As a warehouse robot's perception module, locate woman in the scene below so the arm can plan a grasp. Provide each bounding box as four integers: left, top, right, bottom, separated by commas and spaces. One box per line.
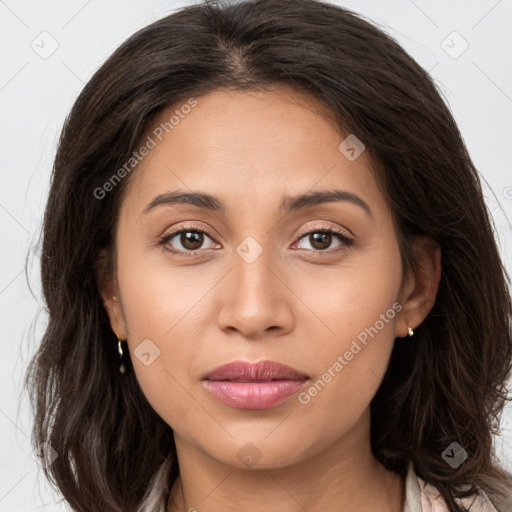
24, 0, 512, 511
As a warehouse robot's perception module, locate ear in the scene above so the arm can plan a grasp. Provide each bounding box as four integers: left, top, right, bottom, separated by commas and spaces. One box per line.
395, 236, 441, 338
96, 248, 128, 340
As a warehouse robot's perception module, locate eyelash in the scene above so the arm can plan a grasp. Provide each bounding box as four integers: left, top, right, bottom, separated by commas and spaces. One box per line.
158, 223, 354, 258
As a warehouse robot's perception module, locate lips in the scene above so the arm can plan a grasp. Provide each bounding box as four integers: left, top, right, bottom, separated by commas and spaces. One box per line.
203, 360, 309, 382
202, 360, 309, 409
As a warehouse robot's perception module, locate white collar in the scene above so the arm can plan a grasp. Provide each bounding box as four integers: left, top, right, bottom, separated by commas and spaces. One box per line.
403, 463, 423, 512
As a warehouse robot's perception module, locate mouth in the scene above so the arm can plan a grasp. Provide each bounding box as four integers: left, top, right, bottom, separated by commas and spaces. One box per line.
218, 379, 299, 382
202, 360, 309, 409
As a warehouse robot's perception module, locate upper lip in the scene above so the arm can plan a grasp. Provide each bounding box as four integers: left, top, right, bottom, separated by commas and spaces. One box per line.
203, 360, 309, 382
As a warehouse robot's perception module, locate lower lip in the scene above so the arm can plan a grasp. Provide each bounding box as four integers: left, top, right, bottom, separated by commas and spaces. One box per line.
203, 379, 308, 409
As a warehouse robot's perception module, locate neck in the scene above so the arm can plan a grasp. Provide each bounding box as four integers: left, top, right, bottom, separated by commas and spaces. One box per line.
166, 410, 404, 512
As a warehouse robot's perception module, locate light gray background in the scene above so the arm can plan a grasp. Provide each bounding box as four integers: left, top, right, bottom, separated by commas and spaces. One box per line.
1, 0, 511, 510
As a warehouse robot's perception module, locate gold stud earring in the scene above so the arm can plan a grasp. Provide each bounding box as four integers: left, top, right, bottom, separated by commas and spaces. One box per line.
407, 326, 414, 337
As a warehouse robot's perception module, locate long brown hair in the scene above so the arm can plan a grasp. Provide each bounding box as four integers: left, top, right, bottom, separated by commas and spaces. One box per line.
24, 0, 512, 510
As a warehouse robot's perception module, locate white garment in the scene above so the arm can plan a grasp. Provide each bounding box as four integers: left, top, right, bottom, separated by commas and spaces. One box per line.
404, 463, 498, 512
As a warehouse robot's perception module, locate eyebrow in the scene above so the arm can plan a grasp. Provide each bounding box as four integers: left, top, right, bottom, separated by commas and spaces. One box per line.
143, 189, 372, 219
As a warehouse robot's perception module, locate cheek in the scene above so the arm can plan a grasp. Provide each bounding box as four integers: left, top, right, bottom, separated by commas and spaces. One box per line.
293, 237, 401, 350
114, 245, 214, 421
293, 245, 402, 424
116, 232, 217, 340
293, 301, 399, 448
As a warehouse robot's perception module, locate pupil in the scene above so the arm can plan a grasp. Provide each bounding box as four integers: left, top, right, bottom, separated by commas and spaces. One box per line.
181, 231, 203, 250
311, 233, 331, 250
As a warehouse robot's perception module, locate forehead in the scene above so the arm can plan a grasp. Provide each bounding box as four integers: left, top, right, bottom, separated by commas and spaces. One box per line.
120, 87, 388, 220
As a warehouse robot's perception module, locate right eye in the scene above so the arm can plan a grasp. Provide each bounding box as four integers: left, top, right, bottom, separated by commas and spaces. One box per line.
158, 226, 220, 257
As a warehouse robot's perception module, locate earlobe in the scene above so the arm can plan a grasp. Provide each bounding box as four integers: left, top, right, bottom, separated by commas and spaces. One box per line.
96, 249, 128, 340
396, 236, 441, 338
102, 293, 128, 340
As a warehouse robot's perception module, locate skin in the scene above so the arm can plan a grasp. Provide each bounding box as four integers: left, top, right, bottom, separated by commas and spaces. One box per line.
100, 86, 441, 512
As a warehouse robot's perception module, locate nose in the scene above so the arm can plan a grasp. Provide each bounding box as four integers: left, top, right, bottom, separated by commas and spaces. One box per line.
216, 243, 294, 339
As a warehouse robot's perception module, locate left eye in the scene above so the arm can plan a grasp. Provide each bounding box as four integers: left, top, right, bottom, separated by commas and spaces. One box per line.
295, 229, 349, 251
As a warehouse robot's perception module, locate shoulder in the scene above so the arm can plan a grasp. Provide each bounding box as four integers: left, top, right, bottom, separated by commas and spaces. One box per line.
404, 464, 498, 512
419, 477, 498, 512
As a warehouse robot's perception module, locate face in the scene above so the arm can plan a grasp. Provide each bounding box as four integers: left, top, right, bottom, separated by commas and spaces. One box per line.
101, 86, 434, 470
